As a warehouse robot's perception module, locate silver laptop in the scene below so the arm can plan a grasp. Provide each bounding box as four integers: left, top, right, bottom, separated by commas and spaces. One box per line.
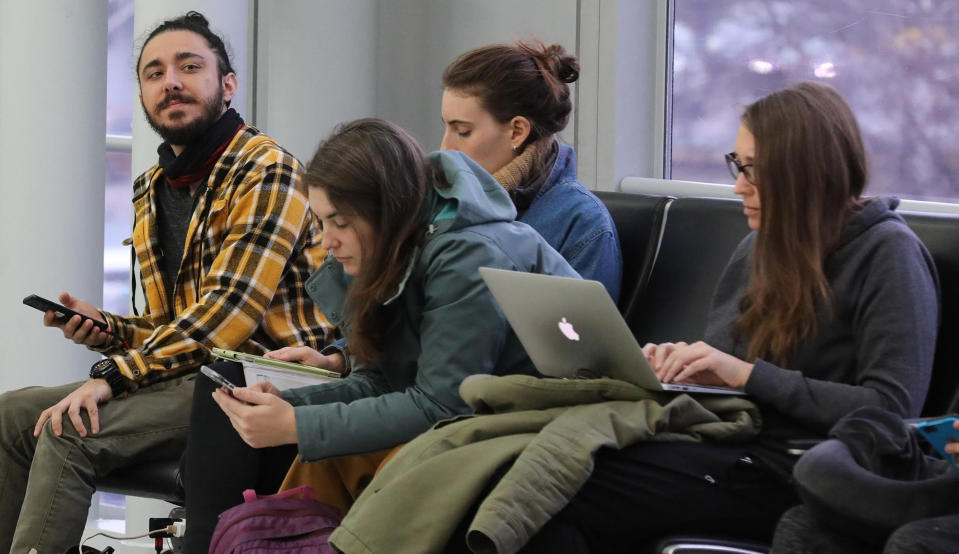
480, 267, 745, 396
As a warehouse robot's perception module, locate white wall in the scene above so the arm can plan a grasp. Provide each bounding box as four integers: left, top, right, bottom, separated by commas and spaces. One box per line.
376, 0, 578, 151
252, 0, 579, 162
254, 0, 664, 190
255, 0, 378, 163
0, 1, 108, 390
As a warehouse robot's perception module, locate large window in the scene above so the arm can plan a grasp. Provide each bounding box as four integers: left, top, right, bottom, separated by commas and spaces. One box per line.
104, 0, 134, 316
87, 0, 134, 534
669, 0, 959, 203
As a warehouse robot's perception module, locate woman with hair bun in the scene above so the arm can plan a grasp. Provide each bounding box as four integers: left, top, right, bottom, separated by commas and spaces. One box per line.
269, 41, 624, 513
441, 40, 622, 299
280, 40, 621, 393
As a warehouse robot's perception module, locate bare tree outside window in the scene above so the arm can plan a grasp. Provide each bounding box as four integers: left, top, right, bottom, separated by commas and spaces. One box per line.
671, 0, 959, 203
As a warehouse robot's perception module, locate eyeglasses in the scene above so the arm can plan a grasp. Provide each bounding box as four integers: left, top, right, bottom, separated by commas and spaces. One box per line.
724, 152, 755, 184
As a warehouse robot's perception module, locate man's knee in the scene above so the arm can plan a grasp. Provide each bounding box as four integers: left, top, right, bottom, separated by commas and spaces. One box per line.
0, 387, 51, 433
0, 383, 84, 443
1, 382, 82, 414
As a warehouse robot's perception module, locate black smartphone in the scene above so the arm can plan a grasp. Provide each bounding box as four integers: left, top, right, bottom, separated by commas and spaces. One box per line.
22, 294, 110, 332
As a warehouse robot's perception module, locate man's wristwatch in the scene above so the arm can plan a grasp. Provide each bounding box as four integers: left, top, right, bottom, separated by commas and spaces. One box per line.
90, 358, 128, 398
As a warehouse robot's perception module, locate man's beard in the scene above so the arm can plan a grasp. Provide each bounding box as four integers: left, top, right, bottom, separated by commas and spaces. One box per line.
143, 87, 225, 146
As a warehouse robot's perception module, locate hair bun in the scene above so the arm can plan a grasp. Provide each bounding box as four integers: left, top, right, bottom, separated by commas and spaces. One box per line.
543, 44, 579, 84
184, 11, 210, 29
514, 40, 580, 85
443, 40, 577, 140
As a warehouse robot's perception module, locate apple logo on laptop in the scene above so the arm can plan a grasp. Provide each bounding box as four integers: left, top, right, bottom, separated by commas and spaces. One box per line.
558, 317, 580, 341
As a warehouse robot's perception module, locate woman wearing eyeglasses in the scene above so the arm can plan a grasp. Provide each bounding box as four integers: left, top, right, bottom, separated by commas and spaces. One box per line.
506, 81, 941, 551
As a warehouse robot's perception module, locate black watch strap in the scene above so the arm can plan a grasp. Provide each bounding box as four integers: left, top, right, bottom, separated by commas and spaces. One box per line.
90, 358, 128, 398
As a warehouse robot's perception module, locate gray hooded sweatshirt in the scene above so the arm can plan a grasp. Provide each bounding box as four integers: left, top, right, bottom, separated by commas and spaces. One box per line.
705, 197, 940, 445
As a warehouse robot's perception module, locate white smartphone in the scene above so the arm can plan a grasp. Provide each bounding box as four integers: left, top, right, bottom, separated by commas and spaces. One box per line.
200, 365, 238, 392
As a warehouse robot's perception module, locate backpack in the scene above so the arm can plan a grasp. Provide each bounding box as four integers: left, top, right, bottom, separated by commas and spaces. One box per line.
209, 485, 342, 553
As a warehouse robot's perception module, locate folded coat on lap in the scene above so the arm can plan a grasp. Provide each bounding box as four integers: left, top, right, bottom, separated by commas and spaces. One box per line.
330, 374, 762, 554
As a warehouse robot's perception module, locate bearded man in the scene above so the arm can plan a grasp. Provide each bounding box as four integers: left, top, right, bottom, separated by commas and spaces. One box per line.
0, 12, 330, 553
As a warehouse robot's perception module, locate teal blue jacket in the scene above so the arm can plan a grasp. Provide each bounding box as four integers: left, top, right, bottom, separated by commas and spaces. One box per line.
282, 151, 578, 461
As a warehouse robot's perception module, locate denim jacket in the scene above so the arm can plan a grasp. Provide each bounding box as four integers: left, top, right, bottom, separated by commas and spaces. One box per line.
519, 145, 622, 302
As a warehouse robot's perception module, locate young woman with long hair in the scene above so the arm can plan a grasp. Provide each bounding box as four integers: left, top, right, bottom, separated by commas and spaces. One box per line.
181, 118, 578, 550
515, 80, 941, 551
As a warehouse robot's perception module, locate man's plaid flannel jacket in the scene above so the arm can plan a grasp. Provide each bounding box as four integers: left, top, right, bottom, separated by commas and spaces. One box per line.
95, 125, 331, 385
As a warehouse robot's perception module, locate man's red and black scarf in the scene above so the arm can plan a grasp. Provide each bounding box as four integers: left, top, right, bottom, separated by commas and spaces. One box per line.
156, 108, 244, 189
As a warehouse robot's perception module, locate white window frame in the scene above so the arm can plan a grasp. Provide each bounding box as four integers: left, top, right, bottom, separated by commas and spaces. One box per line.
106, 134, 133, 153
575, 0, 671, 191
622, 176, 959, 214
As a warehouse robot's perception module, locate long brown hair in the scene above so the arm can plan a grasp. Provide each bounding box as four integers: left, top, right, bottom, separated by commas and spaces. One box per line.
304, 119, 432, 363
442, 39, 579, 147
737, 81, 867, 365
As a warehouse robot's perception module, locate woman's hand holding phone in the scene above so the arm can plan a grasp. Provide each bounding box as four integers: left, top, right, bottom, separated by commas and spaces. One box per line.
212, 380, 296, 448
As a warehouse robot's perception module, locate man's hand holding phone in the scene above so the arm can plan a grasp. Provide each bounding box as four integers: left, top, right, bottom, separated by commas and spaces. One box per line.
32, 292, 111, 347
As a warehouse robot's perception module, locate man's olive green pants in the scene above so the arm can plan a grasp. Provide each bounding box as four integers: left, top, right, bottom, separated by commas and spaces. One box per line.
0, 374, 194, 554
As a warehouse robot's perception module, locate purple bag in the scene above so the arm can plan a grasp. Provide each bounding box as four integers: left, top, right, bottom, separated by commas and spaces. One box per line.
209, 485, 342, 553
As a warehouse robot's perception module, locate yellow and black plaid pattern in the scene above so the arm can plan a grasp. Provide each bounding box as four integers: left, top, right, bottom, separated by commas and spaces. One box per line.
96, 126, 331, 384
